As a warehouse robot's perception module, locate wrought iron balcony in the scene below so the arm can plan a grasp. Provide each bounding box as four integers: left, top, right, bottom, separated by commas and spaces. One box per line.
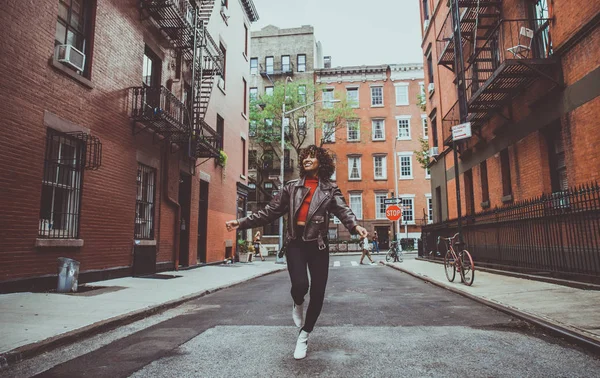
260, 62, 295, 77
464, 18, 559, 128
190, 118, 222, 159
129, 86, 189, 139
140, 0, 196, 59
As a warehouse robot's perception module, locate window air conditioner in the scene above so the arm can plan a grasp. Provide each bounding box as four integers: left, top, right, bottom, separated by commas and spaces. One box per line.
428, 82, 435, 94
55, 44, 86, 72
220, 5, 230, 20
424, 19, 430, 30
429, 147, 439, 157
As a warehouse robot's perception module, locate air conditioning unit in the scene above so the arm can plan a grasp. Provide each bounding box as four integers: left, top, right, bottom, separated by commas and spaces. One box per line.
424, 19, 430, 30
428, 82, 435, 94
55, 44, 85, 72
429, 147, 439, 157
220, 5, 230, 20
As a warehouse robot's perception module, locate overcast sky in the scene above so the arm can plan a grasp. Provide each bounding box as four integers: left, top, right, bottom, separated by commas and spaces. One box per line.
249, 0, 424, 67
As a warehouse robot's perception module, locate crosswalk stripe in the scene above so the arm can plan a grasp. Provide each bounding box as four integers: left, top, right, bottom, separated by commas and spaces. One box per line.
350, 261, 358, 266
333, 261, 341, 267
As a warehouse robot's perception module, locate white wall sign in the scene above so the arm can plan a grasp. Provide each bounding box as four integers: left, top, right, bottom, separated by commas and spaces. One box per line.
452, 122, 472, 141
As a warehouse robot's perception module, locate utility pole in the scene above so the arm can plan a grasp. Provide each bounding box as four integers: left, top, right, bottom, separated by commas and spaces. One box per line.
450, 0, 467, 244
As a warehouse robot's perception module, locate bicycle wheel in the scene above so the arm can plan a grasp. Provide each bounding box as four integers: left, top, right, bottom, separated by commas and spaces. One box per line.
459, 250, 475, 286
444, 250, 456, 282
386, 250, 393, 262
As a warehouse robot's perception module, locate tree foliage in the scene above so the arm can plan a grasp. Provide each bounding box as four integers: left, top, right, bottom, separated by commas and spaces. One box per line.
415, 137, 431, 170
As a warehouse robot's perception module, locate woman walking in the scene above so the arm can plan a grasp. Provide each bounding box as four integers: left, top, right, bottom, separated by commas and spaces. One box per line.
225, 145, 367, 360
360, 236, 375, 265
372, 231, 380, 254
253, 231, 265, 261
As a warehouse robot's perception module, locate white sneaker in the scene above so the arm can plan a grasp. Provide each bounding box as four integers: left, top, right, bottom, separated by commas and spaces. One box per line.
294, 330, 309, 360
292, 303, 304, 327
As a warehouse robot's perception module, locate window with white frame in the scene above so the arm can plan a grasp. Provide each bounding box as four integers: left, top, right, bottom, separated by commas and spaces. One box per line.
265, 56, 274, 74
372, 119, 385, 141
425, 166, 431, 179
328, 228, 338, 240
373, 155, 387, 180
322, 122, 335, 143
397, 116, 411, 140
332, 215, 341, 224
250, 58, 258, 75
265, 86, 274, 96
283, 117, 290, 135
323, 89, 334, 108
375, 193, 387, 219
371, 86, 383, 106
347, 87, 359, 108
349, 193, 363, 219
298, 85, 306, 103
398, 153, 413, 179
347, 120, 360, 141
426, 194, 433, 223
395, 83, 409, 106
249, 87, 258, 101
422, 115, 429, 139
297, 54, 306, 72
348, 156, 361, 180
401, 196, 415, 223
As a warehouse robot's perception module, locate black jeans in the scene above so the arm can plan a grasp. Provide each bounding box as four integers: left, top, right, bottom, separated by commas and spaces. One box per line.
286, 236, 329, 333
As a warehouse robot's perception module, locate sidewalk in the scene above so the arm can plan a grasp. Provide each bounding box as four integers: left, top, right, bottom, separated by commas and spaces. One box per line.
0, 261, 286, 365
385, 258, 600, 352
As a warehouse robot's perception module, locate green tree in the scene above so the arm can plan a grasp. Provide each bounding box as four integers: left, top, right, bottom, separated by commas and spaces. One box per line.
415, 137, 431, 170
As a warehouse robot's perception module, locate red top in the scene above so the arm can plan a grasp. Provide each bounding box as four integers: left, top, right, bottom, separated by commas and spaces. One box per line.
296, 176, 319, 223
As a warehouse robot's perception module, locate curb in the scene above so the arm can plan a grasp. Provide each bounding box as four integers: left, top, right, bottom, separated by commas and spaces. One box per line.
384, 262, 600, 354
0, 267, 287, 369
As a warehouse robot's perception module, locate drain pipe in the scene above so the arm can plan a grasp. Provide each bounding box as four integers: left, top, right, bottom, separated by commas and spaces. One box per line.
163, 141, 181, 270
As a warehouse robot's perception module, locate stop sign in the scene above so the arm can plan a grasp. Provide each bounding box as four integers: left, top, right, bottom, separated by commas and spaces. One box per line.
386, 205, 403, 221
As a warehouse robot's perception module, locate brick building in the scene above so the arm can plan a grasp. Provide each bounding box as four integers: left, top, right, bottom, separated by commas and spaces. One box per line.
0, 0, 259, 292
247, 25, 323, 250
419, 0, 600, 221
315, 64, 430, 249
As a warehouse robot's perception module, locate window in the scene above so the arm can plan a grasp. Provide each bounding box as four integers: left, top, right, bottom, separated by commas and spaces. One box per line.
265, 118, 273, 135
298, 85, 306, 103
249, 150, 258, 169
547, 123, 568, 192
373, 156, 387, 180
464, 169, 475, 215
398, 153, 413, 179
371, 86, 383, 106
347, 120, 360, 141
134, 164, 156, 240
322, 122, 335, 143
395, 83, 409, 106
348, 157, 361, 180
250, 57, 258, 75
219, 43, 227, 88
397, 117, 411, 140
297, 54, 306, 72
426, 51, 434, 88
298, 116, 307, 135
331, 157, 336, 181
265, 56, 274, 74
332, 215, 341, 224
422, 0, 429, 20
328, 228, 338, 240
430, 111, 438, 148
243, 24, 248, 56
241, 138, 246, 175
426, 194, 433, 223
323, 89, 334, 109
480, 160, 489, 203
242, 78, 247, 115
401, 197, 415, 223
217, 114, 224, 149
143, 46, 161, 87
265, 86, 274, 96
425, 166, 431, 179
222, 0, 228, 8
422, 115, 429, 139
372, 119, 385, 141
282, 55, 290, 72
349, 193, 363, 219
249, 87, 258, 101
283, 117, 290, 135
248, 183, 256, 202
500, 149, 512, 198
55, 0, 93, 76
39, 129, 84, 239
375, 193, 387, 219
249, 120, 257, 137
347, 87, 359, 108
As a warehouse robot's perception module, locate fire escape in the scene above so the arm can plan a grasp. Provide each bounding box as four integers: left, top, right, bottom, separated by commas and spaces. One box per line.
437, 0, 561, 148
129, 0, 224, 159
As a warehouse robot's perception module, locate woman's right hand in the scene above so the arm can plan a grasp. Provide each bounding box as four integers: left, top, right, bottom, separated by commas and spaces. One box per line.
225, 220, 239, 232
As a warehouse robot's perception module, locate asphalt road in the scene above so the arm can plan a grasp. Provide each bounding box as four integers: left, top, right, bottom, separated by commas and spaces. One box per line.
9, 255, 600, 377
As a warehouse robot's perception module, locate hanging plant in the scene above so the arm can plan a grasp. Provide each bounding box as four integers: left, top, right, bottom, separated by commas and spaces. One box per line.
218, 150, 228, 168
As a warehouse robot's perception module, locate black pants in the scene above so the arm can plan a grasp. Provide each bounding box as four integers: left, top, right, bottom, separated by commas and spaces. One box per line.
286, 237, 329, 333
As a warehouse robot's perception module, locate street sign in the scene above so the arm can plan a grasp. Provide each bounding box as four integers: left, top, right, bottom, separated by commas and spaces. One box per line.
386, 205, 403, 221
452, 122, 472, 141
384, 198, 400, 205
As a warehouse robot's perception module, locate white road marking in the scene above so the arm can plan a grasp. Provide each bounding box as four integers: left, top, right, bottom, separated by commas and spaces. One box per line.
333, 261, 341, 267
350, 261, 359, 266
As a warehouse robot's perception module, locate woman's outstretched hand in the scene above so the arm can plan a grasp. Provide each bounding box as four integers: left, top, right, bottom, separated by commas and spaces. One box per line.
354, 225, 368, 238
225, 220, 239, 232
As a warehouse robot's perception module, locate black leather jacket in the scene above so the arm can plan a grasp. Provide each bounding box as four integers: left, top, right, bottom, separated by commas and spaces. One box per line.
238, 177, 359, 249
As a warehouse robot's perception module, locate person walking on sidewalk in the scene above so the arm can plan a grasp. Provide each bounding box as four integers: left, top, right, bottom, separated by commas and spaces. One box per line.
360, 236, 375, 265
253, 231, 265, 261
372, 231, 380, 254
225, 144, 367, 360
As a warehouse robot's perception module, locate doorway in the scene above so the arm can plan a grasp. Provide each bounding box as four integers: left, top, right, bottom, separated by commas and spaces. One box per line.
375, 226, 390, 250
197, 180, 209, 263
178, 173, 192, 267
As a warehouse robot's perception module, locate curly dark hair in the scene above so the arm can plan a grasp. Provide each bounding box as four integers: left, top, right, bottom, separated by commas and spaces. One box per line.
298, 145, 335, 180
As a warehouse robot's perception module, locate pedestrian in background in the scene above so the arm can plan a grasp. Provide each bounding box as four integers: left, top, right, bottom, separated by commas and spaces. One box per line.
360, 236, 375, 265
372, 231, 380, 254
225, 144, 368, 360
253, 231, 265, 261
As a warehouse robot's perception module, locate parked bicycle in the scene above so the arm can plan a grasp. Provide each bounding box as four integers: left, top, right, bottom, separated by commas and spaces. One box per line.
385, 240, 403, 263
438, 233, 475, 286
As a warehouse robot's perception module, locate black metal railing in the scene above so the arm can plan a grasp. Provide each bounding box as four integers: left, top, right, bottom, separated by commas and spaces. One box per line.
421, 182, 600, 283
135, 163, 156, 240
191, 118, 222, 158
140, 0, 196, 58
129, 86, 189, 138
260, 62, 295, 76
